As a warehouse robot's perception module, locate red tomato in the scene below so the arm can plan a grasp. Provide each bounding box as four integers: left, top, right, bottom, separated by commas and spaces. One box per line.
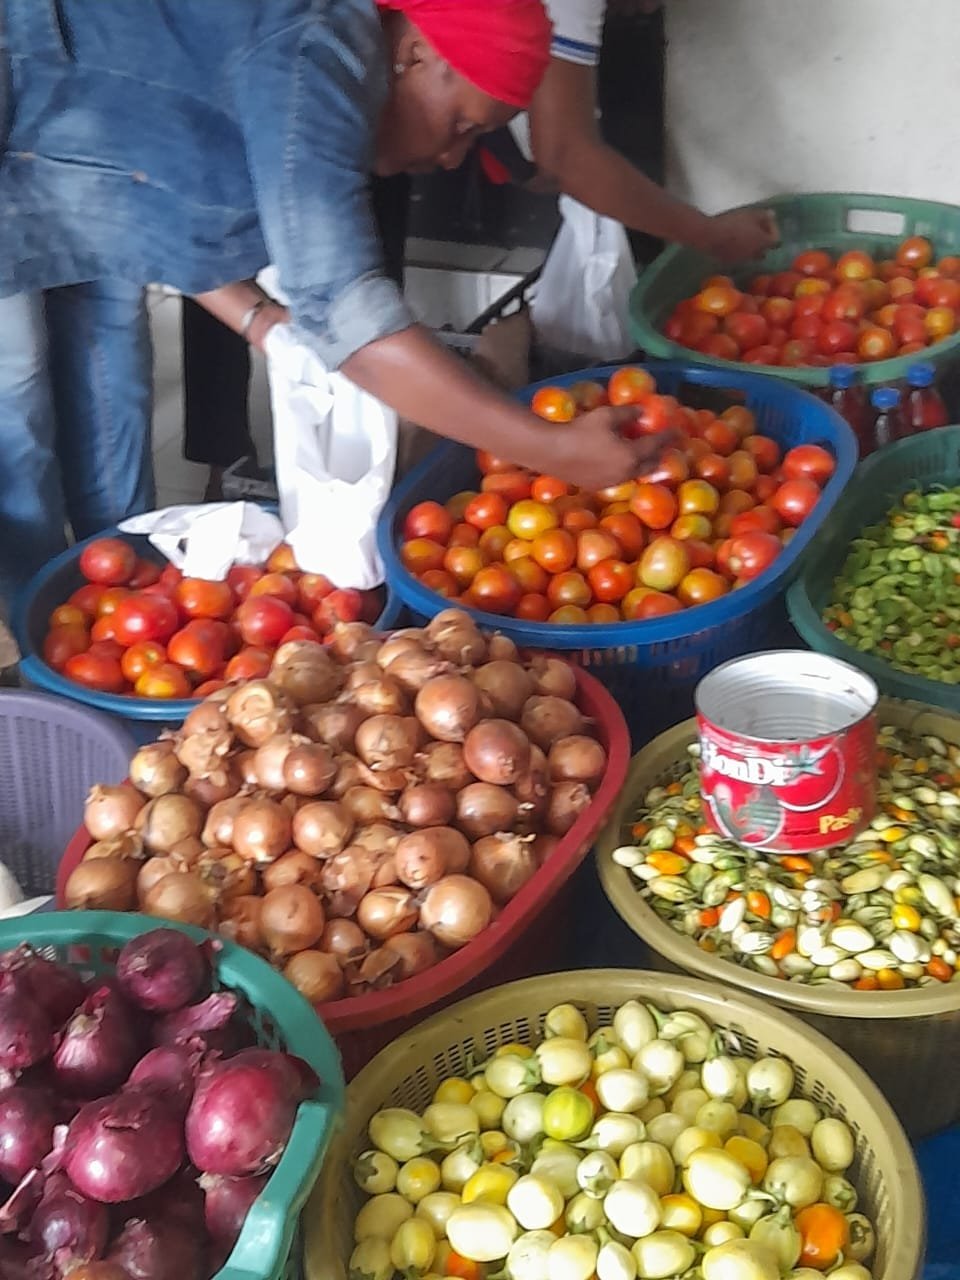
792, 249, 833, 278
464, 492, 510, 531
781, 338, 815, 368
741, 432, 781, 472
693, 453, 730, 489
158, 565, 183, 593
726, 531, 782, 580
607, 366, 656, 406
782, 444, 836, 486
893, 304, 929, 346
638, 448, 690, 488
280, 625, 322, 645
741, 345, 781, 365
531, 529, 577, 574
90, 616, 118, 644
588, 559, 634, 603
699, 333, 740, 361
266, 542, 298, 574
716, 490, 754, 518
111, 593, 179, 647
128, 558, 162, 589
508, 557, 550, 595
226, 564, 263, 602
248, 573, 299, 606
897, 236, 934, 270
193, 679, 228, 698
175, 577, 234, 620
678, 312, 720, 348
548, 605, 589, 625
120, 640, 168, 684
68, 584, 106, 616
677, 568, 729, 606
43, 624, 90, 670
49, 604, 88, 629
723, 312, 769, 351
576, 529, 621, 572
629, 589, 683, 620
530, 475, 570, 504
587, 603, 621, 624
630, 483, 677, 531
599, 513, 645, 560
314, 589, 364, 631
78, 537, 137, 586
236, 596, 295, 647
401, 538, 447, 575
298, 573, 336, 611
730, 507, 782, 537
857, 325, 896, 362
167, 621, 227, 679
482, 471, 533, 504
789, 314, 823, 342
225, 647, 273, 681
546, 571, 592, 610
95, 587, 131, 618
515, 593, 551, 621
444, 546, 486, 588
569, 380, 608, 410
475, 451, 515, 475
817, 320, 859, 356
531, 386, 577, 422
135, 663, 193, 699
448, 523, 481, 549
64, 650, 126, 693
726, 451, 759, 492
835, 250, 875, 281
478, 525, 512, 561
760, 297, 794, 327
701, 421, 738, 457
467, 565, 522, 615
771, 478, 821, 527
821, 288, 866, 324
420, 568, 459, 597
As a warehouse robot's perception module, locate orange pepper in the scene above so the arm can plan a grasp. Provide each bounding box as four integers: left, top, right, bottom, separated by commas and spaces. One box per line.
746, 890, 771, 920
647, 851, 689, 877
927, 957, 953, 983
674, 835, 697, 857
795, 1202, 849, 1270
770, 928, 797, 961
877, 968, 905, 991
854, 974, 879, 991
698, 907, 720, 929
781, 855, 813, 873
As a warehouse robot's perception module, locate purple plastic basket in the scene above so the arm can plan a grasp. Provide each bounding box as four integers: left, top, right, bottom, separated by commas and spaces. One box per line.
0, 690, 135, 896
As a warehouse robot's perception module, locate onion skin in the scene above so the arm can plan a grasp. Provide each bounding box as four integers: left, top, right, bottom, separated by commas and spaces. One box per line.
529, 656, 578, 700
416, 742, 474, 791
231, 798, 292, 864
153, 992, 239, 1052
395, 829, 458, 890
64, 1087, 185, 1203
385, 646, 451, 693
29, 1181, 110, 1273
469, 834, 538, 904
328, 621, 376, 662
398, 782, 455, 828
381, 932, 439, 980
183, 765, 240, 808
260, 886, 325, 957
283, 950, 344, 1003
52, 986, 140, 1099
269, 641, 341, 705
341, 786, 399, 826
201, 1172, 268, 1256
185, 1053, 301, 1177
283, 742, 337, 796
472, 660, 533, 720
426, 610, 487, 665
354, 715, 421, 771
420, 876, 493, 949
129, 742, 187, 798
463, 720, 531, 786
218, 896, 265, 952
116, 928, 208, 1014
351, 823, 402, 856
548, 735, 607, 786
0, 1087, 55, 1183
350, 675, 408, 718
320, 848, 376, 918
521, 696, 584, 750
182, 700, 229, 738
0, 945, 86, 1025
84, 833, 144, 862
136, 795, 204, 855
84, 785, 146, 842
455, 783, 519, 840
252, 733, 305, 793
292, 802, 354, 859
415, 675, 481, 743
142, 874, 217, 930
356, 888, 419, 940
300, 702, 365, 754
136, 856, 190, 904
201, 796, 248, 850
546, 781, 592, 836
65, 859, 138, 912
376, 631, 426, 669
225, 680, 294, 748
320, 918, 367, 965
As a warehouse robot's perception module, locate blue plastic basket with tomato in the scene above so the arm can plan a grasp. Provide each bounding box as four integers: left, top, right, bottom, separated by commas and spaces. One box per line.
378, 362, 856, 741
13, 526, 401, 742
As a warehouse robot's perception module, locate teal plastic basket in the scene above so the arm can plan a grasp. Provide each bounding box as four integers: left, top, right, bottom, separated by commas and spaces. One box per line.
630, 191, 960, 388
0, 911, 344, 1280
787, 425, 960, 714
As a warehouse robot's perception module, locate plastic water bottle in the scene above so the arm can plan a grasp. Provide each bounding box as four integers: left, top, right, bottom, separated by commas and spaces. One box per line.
870, 386, 905, 451
904, 361, 949, 434
824, 365, 872, 456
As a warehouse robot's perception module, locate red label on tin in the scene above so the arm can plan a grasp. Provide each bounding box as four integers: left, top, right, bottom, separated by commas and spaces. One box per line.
697, 714, 878, 853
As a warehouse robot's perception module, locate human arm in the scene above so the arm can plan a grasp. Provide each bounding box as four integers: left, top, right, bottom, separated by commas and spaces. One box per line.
529, 57, 777, 263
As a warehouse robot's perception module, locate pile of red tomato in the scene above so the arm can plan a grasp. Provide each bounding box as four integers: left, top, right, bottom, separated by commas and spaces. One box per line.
663, 235, 960, 367
397, 368, 836, 625
41, 538, 382, 698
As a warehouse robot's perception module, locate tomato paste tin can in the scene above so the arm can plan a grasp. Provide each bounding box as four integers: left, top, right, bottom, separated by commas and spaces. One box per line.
695, 651, 878, 854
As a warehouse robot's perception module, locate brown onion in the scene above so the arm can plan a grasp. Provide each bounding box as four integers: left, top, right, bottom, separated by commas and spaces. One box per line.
219, 895, 264, 951
84, 784, 145, 841
350, 676, 408, 718
529, 656, 578, 700
398, 783, 455, 828
270, 641, 342, 705
65, 858, 137, 911
292, 802, 353, 858
328, 621, 376, 662
262, 850, 326, 894
282, 742, 337, 797
321, 847, 377, 917
231, 797, 292, 863
184, 764, 241, 807
202, 796, 248, 849
513, 743, 549, 806
301, 702, 365, 753
548, 735, 607, 786
426, 611, 487, 666
182, 699, 229, 737
128, 741, 187, 798
371, 853, 399, 888
385, 646, 451, 693
330, 754, 365, 798
470, 834, 538, 904
352, 823, 402, 856
342, 786, 399, 825
355, 715, 422, 771
198, 847, 258, 901
353, 948, 402, 991
420, 876, 492, 949
376, 631, 426, 669
357, 888, 418, 940
260, 885, 325, 956
416, 742, 474, 791
546, 782, 592, 836
356, 760, 408, 795
463, 720, 531, 786
136, 794, 204, 854
284, 950, 344, 1003
344, 661, 385, 691
321, 918, 368, 964
532, 833, 559, 865
381, 932, 439, 979
456, 783, 519, 840
137, 855, 191, 900
415, 675, 481, 743
175, 725, 234, 780
472, 660, 533, 721
167, 836, 205, 864
521, 696, 584, 750
251, 733, 304, 792
235, 749, 260, 788
487, 634, 519, 662
84, 832, 143, 861
142, 872, 217, 928
225, 680, 294, 748
395, 828, 452, 890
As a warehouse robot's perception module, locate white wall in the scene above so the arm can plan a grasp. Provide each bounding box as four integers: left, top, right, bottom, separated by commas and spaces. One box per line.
665, 0, 960, 213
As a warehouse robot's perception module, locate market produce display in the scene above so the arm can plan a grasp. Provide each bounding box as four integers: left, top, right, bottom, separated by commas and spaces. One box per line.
614, 723, 960, 991
397, 371, 836, 624
662, 237, 960, 368
41, 537, 382, 699
62, 612, 609, 1005
348, 996, 878, 1280
0, 927, 316, 1278
823, 486, 960, 683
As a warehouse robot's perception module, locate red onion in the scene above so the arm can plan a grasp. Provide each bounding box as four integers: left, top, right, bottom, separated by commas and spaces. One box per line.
0, 987, 53, 1074
64, 1088, 184, 1203
201, 1172, 267, 1254
152, 993, 239, 1054
52, 988, 140, 1099
0, 946, 86, 1026
185, 1051, 305, 1176
107, 1214, 203, 1280
226, 1049, 317, 1104
125, 1043, 203, 1115
0, 1238, 36, 1280
116, 930, 209, 1015
0, 1087, 55, 1183
29, 1180, 110, 1273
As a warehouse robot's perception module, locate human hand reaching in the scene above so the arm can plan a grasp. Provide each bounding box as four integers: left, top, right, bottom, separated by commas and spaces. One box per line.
705, 208, 780, 265
547, 406, 681, 490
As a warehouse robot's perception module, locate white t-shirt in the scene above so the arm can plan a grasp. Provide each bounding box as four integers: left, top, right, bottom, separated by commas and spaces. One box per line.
510, 0, 607, 159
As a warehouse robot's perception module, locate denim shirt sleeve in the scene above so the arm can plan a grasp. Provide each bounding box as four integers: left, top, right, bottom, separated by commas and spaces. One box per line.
234, 0, 415, 370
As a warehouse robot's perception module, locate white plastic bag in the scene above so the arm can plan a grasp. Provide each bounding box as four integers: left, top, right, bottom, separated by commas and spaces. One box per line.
529, 195, 638, 360
119, 503, 283, 580
264, 324, 398, 591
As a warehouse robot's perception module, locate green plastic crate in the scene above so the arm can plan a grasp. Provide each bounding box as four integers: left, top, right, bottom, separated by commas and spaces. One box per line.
0, 911, 344, 1280
787, 426, 960, 713
631, 191, 960, 388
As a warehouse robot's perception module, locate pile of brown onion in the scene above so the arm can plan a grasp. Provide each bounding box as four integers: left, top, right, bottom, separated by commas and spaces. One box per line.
64, 610, 608, 1005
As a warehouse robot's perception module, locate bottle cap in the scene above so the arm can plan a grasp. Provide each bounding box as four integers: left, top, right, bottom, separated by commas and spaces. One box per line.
829, 365, 856, 389
870, 386, 900, 410
907, 361, 936, 388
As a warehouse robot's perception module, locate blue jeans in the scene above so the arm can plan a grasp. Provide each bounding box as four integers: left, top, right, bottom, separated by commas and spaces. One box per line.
0, 282, 155, 612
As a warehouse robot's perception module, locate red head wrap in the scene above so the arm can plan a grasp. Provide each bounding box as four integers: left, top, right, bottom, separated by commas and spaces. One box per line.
376, 0, 553, 109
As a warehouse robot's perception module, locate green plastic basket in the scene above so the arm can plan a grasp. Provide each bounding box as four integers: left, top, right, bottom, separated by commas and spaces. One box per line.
630, 191, 960, 387
0, 912, 344, 1280
787, 425, 960, 713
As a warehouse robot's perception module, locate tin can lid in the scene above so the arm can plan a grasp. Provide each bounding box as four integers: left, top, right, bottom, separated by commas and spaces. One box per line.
695, 650, 878, 744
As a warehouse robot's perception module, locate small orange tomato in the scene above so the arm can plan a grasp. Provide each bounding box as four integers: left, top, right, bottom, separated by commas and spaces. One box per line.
926, 305, 957, 340
400, 538, 447, 575
753, 473, 780, 503
548, 605, 589, 625
464, 491, 510, 530
634, 590, 684, 620
595, 481, 637, 505
135, 662, 193, 699
795, 1202, 849, 1270
702, 420, 739, 456
546, 571, 592, 609
726, 450, 760, 491
677, 568, 729, 607
509, 557, 550, 594
856, 324, 896, 361
938, 255, 960, 278
482, 470, 533, 504
629, 483, 677, 531
224, 647, 272, 681
562, 507, 599, 534
448, 522, 481, 548
531, 475, 570, 504
266, 542, 298, 573
476, 451, 515, 475
248, 572, 298, 607
446, 490, 479, 520
587, 559, 633, 603
671, 514, 713, 541
444, 546, 486, 587
621, 587, 654, 620
694, 284, 743, 316
569, 380, 608, 410
403, 500, 454, 544
478, 525, 513, 561
576, 529, 621, 572
677, 479, 720, 517
587, 603, 621, 623
632, 393, 681, 437
90, 615, 118, 644
516, 593, 551, 621
531, 386, 577, 422
507, 499, 559, 540
120, 640, 168, 684
531, 528, 577, 574
420, 569, 459, 597
718, 488, 755, 516
607, 366, 656, 406
721, 405, 756, 438
49, 603, 89, 629
599, 513, 646, 560
896, 235, 934, 270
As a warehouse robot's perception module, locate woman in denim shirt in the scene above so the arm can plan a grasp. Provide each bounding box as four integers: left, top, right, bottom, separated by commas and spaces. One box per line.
0, 0, 672, 607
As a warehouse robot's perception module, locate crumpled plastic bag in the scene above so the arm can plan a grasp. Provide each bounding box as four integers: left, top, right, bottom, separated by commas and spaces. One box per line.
119, 502, 284, 580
